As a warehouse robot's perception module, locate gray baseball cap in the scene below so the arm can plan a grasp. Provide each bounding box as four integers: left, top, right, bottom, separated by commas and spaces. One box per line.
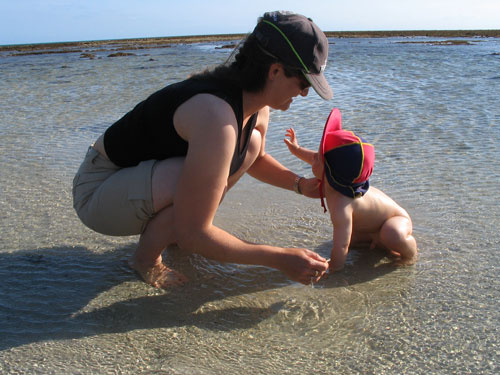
253, 11, 333, 100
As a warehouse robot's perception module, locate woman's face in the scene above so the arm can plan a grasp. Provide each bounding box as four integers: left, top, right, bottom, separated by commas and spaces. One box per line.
267, 65, 310, 111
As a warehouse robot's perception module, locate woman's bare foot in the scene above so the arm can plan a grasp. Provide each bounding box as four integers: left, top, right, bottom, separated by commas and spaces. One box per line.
128, 257, 188, 288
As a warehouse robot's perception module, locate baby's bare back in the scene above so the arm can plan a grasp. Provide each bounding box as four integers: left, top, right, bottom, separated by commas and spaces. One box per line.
351, 186, 410, 234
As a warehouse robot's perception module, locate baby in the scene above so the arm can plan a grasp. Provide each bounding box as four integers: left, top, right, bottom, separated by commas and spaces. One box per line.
285, 108, 418, 271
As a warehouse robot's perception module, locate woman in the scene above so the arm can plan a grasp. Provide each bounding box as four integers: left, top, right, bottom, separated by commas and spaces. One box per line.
73, 11, 333, 288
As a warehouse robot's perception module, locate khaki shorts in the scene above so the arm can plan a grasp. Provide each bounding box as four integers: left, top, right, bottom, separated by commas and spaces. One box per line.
72, 147, 156, 236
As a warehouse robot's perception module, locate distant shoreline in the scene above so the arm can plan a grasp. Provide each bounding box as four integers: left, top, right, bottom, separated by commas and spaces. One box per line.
1, 30, 499, 55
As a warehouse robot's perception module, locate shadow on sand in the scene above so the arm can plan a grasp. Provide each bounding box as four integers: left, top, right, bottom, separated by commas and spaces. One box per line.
0, 243, 396, 350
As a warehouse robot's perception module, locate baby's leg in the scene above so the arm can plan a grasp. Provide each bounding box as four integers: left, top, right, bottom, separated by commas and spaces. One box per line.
379, 216, 418, 265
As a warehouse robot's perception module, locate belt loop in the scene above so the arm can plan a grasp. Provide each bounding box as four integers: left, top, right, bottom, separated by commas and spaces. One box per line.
88, 145, 100, 164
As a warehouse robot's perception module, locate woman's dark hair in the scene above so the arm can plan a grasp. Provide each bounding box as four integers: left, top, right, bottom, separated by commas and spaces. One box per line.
191, 33, 296, 92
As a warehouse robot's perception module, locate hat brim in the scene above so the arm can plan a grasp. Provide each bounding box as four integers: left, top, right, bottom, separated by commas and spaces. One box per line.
320, 108, 342, 157
305, 72, 333, 100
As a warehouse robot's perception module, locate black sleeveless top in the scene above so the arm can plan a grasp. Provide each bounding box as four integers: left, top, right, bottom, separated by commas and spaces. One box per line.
104, 77, 258, 176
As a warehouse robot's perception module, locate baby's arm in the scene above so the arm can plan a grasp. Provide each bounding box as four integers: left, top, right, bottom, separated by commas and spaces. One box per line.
284, 128, 316, 165
327, 193, 354, 272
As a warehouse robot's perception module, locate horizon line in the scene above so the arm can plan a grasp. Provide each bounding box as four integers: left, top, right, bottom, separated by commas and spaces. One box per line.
1, 29, 499, 49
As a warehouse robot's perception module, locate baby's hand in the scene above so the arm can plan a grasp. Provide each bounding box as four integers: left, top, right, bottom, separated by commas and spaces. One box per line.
328, 258, 344, 273
284, 128, 300, 151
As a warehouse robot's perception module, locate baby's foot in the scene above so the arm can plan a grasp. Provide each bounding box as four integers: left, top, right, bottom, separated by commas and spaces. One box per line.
393, 254, 418, 267
129, 258, 188, 288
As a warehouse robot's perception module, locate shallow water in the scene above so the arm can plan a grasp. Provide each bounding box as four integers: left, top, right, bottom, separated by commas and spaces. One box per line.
0, 37, 499, 374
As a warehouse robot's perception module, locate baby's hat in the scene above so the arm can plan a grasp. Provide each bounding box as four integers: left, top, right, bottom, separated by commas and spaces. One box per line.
319, 108, 375, 210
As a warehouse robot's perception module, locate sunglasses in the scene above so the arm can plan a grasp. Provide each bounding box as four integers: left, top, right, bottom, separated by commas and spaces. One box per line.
282, 66, 311, 91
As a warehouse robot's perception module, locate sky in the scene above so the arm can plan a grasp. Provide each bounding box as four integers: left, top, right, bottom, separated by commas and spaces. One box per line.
1, 0, 499, 45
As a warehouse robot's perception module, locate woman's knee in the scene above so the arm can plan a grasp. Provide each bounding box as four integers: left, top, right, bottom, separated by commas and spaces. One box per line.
151, 157, 184, 212
226, 129, 262, 189
247, 129, 262, 158
238, 129, 262, 171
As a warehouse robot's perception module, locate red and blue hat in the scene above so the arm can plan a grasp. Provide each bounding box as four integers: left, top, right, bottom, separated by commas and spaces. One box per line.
319, 108, 375, 212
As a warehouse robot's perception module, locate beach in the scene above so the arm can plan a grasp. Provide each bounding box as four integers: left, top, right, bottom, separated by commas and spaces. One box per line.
0, 33, 499, 374
1, 29, 499, 54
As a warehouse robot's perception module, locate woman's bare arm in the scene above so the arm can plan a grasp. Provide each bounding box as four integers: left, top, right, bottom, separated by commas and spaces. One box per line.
172, 96, 328, 283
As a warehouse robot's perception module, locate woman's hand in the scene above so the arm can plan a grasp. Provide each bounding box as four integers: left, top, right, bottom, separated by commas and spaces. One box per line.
278, 248, 329, 285
299, 177, 321, 198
